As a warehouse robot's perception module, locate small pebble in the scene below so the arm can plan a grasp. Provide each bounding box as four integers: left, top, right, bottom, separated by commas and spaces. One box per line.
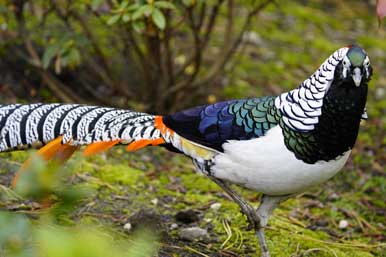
328, 193, 340, 201
179, 227, 208, 241
150, 198, 158, 205
338, 220, 349, 229
210, 203, 221, 211
170, 223, 178, 230
123, 222, 132, 232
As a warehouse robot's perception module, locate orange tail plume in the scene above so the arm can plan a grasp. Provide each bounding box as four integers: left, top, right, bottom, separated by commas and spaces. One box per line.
11, 136, 78, 188
83, 140, 121, 157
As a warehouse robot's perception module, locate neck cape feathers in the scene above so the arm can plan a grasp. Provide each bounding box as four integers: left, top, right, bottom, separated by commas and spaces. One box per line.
274, 47, 349, 132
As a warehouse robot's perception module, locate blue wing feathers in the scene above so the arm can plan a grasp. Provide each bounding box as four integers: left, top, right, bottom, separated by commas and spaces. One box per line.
163, 96, 278, 151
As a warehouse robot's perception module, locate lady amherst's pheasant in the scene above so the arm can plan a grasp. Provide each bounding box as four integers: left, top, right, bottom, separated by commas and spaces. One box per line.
0, 45, 371, 256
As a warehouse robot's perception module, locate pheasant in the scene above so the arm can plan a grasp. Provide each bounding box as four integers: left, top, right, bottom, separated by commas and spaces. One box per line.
0, 45, 371, 256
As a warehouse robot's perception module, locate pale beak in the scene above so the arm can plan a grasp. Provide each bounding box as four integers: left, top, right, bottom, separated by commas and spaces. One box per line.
361, 108, 368, 120
352, 67, 362, 87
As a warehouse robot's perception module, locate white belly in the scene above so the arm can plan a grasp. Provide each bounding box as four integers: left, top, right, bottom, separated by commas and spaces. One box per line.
212, 126, 350, 195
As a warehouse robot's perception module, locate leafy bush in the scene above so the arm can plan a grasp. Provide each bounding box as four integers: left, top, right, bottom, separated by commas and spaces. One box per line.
0, 0, 272, 112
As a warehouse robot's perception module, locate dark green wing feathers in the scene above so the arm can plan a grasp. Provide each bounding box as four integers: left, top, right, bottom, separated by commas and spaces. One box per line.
229, 97, 278, 136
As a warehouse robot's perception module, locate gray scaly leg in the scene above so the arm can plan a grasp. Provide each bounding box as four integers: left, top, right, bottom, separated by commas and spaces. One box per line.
209, 176, 290, 257
209, 177, 261, 230
256, 228, 270, 257
256, 195, 290, 228
254, 195, 290, 257
209, 177, 269, 256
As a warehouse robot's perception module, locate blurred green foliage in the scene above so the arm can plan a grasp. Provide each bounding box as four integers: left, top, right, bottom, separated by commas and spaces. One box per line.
106, 0, 176, 30
0, 156, 158, 257
0, 212, 158, 257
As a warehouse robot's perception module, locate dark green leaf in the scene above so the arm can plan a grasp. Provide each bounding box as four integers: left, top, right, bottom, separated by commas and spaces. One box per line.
152, 8, 165, 30
42, 45, 59, 69
122, 13, 131, 22
132, 20, 145, 33
119, 1, 129, 10
132, 5, 153, 20
107, 14, 121, 25
127, 3, 140, 12
154, 1, 176, 9
67, 49, 81, 67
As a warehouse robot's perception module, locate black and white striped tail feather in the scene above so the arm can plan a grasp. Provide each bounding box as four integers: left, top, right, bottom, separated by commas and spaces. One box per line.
0, 103, 162, 152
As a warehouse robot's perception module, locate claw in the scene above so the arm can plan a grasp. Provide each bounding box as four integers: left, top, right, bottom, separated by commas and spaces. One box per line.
241, 205, 262, 230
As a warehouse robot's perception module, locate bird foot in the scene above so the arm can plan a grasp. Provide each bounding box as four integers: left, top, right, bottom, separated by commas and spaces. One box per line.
240, 204, 262, 230
257, 228, 270, 257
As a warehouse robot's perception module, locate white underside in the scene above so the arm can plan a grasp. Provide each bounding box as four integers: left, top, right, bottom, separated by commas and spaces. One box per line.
212, 126, 350, 196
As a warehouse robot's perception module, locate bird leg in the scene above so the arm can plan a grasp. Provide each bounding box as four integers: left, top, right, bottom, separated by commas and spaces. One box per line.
209, 177, 261, 230
209, 177, 268, 256
254, 195, 290, 257
256, 227, 270, 257
209, 176, 290, 257
256, 195, 290, 227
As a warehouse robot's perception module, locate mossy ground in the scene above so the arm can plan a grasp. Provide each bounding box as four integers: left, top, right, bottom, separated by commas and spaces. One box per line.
0, 141, 385, 256
0, 1, 385, 256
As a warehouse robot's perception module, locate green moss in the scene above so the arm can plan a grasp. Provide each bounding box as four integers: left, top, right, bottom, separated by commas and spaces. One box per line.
179, 173, 218, 192
96, 165, 145, 185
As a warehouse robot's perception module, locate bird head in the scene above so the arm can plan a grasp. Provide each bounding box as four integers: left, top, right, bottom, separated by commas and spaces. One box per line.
275, 45, 372, 132
336, 45, 372, 88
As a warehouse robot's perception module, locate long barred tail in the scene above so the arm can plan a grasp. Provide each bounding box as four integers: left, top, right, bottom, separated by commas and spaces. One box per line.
0, 103, 169, 155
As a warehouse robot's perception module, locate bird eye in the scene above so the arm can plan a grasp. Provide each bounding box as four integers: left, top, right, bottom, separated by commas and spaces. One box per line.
343, 60, 347, 66
363, 56, 370, 67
